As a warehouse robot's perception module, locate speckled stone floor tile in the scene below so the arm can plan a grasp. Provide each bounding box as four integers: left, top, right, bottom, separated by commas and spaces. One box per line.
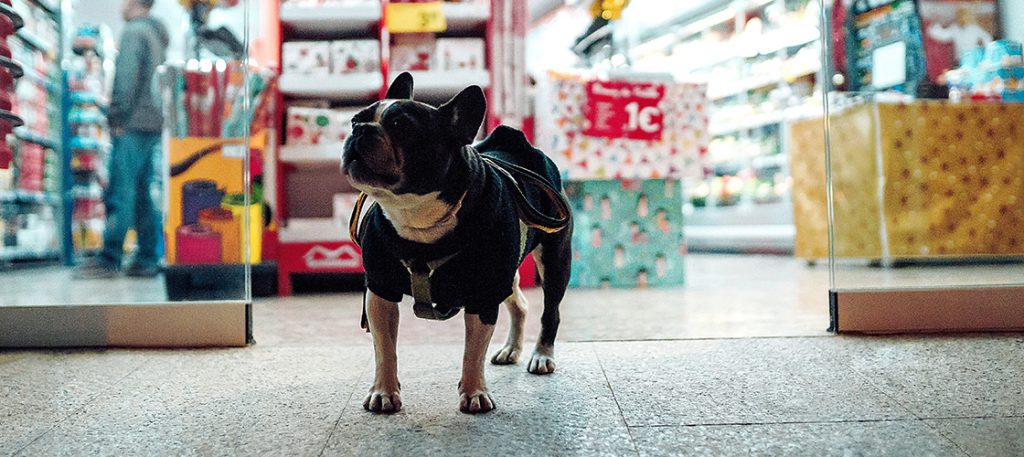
833, 334, 1024, 418
594, 338, 913, 427
0, 350, 149, 455
630, 420, 968, 457
15, 347, 369, 457
321, 342, 636, 457
926, 417, 1024, 457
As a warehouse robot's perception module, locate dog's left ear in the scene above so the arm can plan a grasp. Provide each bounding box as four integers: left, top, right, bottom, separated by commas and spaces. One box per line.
385, 72, 414, 100
439, 85, 486, 145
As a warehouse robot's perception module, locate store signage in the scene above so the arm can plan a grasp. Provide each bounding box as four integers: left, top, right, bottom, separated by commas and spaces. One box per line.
304, 244, 361, 269
386, 2, 447, 33
583, 80, 665, 141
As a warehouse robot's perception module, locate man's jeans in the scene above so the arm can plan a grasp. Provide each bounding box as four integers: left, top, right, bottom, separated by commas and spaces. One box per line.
98, 132, 162, 270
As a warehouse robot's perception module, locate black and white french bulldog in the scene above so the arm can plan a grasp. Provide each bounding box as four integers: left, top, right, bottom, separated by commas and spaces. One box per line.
341, 72, 573, 414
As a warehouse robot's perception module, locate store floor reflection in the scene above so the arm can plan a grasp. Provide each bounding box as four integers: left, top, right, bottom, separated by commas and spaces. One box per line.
0, 267, 165, 306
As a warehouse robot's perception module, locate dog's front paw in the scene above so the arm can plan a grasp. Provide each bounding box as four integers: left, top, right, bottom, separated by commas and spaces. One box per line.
363, 389, 403, 413
527, 350, 556, 375
458, 387, 496, 414
490, 344, 522, 365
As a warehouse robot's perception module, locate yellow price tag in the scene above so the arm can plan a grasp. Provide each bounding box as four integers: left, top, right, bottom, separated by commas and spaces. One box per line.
386, 2, 448, 33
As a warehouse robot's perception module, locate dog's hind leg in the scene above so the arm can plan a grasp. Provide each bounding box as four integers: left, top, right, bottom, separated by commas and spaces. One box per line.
363, 291, 403, 413
491, 271, 528, 365
528, 227, 572, 375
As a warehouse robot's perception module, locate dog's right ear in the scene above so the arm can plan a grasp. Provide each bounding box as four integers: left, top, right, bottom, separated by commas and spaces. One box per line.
385, 72, 414, 100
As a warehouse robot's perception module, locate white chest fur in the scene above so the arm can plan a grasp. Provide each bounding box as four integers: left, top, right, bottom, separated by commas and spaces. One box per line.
366, 189, 462, 244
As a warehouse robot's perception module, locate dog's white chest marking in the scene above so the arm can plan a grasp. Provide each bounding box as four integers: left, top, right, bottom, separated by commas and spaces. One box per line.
368, 189, 461, 244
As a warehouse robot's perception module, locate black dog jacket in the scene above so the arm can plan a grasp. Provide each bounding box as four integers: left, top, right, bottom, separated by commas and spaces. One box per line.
357, 126, 565, 325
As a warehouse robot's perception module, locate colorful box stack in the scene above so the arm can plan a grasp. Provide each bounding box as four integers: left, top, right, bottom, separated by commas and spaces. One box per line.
949, 40, 1024, 103
565, 179, 686, 288
535, 73, 707, 288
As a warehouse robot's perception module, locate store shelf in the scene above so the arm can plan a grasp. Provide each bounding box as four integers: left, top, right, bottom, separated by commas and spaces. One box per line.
14, 129, 58, 149
0, 189, 59, 205
388, 70, 490, 101
685, 224, 794, 253
0, 56, 24, 79
279, 72, 382, 100
279, 218, 349, 243
23, 68, 58, 93
26, 0, 59, 20
279, 3, 380, 35
70, 186, 103, 199
0, 110, 25, 127
751, 154, 787, 169
442, 2, 490, 32
0, 248, 61, 262
710, 112, 785, 136
14, 29, 52, 54
0, 3, 24, 29
280, 143, 344, 164
708, 74, 780, 101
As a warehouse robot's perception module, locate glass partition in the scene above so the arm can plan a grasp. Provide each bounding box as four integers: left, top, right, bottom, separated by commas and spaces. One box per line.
805, 0, 1024, 332
0, 0, 266, 346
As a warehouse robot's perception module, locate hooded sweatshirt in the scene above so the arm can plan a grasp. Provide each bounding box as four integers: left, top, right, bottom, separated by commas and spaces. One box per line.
109, 15, 169, 134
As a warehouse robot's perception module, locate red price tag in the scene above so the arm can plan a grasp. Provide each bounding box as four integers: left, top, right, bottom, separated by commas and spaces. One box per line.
583, 80, 665, 141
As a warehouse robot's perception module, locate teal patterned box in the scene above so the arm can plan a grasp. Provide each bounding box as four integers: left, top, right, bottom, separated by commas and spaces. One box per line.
565, 179, 685, 288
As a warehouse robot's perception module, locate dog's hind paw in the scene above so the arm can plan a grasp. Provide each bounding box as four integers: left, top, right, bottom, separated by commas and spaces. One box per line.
363, 391, 402, 413
527, 351, 556, 375
490, 345, 522, 365
459, 389, 496, 414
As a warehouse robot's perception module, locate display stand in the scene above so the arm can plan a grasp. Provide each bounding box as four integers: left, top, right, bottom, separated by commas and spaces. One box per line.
273, 0, 527, 295
791, 99, 1024, 261
159, 59, 278, 301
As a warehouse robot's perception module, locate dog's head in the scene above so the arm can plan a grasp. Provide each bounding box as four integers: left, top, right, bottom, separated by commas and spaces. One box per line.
341, 72, 486, 195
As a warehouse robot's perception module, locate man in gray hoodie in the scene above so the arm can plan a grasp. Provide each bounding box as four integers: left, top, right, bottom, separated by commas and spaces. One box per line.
75, 0, 169, 279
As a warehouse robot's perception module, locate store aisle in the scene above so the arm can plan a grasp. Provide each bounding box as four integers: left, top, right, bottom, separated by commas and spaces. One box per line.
2, 255, 1022, 456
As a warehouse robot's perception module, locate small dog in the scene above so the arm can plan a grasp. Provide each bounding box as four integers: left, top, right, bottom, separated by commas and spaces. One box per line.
341, 72, 573, 414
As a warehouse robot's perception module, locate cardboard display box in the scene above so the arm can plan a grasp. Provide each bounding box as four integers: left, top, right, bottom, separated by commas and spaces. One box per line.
565, 179, 685, 288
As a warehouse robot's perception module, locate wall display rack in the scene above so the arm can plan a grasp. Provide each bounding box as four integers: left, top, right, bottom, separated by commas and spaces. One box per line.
273, 0, 527, 295
0, 0, 62, 266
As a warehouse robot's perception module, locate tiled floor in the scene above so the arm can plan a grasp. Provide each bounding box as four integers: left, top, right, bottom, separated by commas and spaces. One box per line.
2, 254, 1023, 456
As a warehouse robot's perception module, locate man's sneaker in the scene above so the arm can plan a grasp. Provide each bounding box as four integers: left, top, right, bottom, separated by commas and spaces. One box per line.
124, 263, 161, 278
72, 260, 119, 279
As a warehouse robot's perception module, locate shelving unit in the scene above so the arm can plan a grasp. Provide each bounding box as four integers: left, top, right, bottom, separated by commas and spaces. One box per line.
1, 0, 62, 267
273, 0, 521, 295
64, 24, 113, 259
278, 72, 383, 99
629, 0, 822, 253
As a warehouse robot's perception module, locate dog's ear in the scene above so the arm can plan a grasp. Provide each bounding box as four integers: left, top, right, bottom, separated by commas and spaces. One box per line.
385, 72, 414, 100
439, 85, 486, 145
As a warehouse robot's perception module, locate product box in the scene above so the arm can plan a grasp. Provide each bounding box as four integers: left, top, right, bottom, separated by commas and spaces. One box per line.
434, 38, 486, 71
330, 40, 380, 74
536, 73, 709, 180
565, 179, 685, 288
282, 41, 331, 75
286, 106, 360, 145
390, 33, 435, 72
983, 40, 1023, 69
